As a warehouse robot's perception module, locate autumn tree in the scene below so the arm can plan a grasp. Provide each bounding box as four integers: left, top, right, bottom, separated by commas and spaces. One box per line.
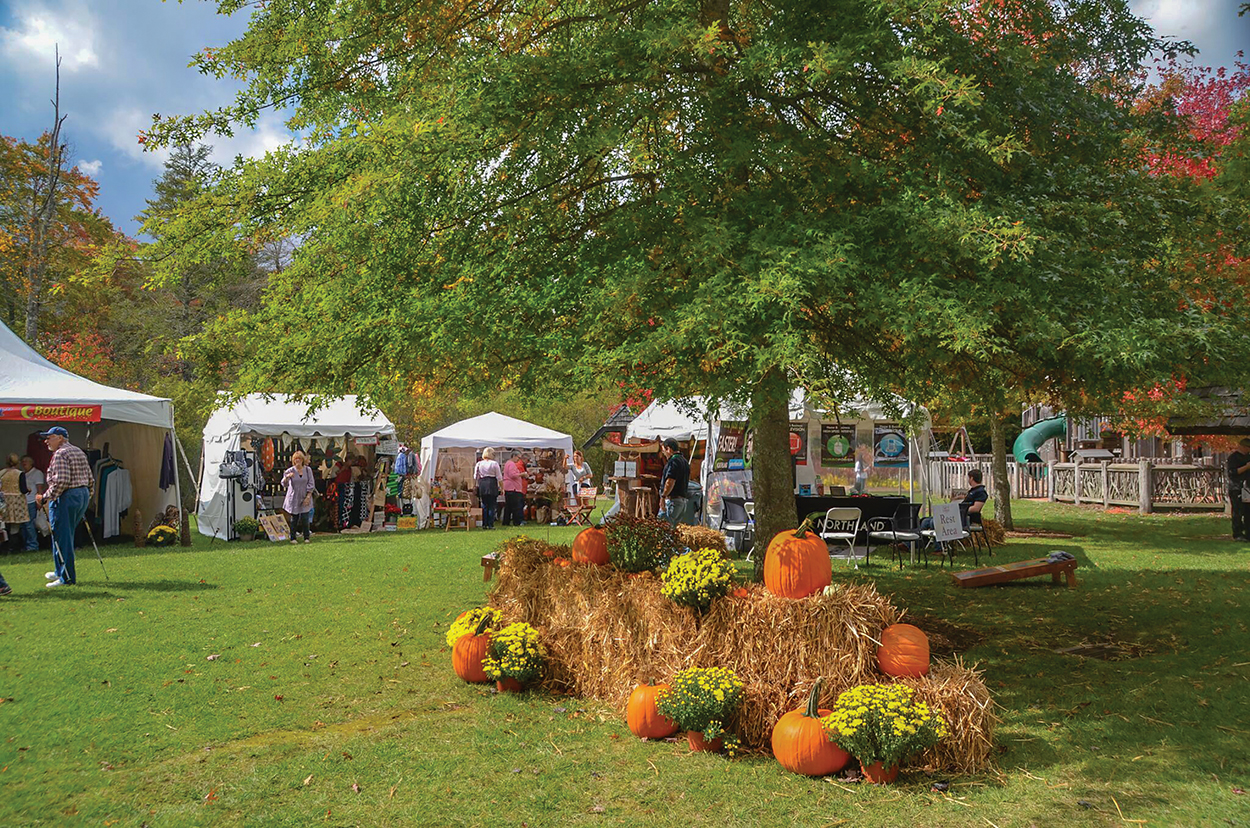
147, 0, 1250, 561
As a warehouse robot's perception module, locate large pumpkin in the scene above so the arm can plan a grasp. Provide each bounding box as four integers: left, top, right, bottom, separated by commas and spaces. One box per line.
626, 679, 678, 739
764, 525, 832, 598
452, 616, 493, 683
572, 526, 610, 566
877, 623, 930, 677
771, 679, 850, 776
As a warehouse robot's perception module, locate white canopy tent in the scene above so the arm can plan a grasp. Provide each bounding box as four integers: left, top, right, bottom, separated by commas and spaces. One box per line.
0, 319, 179, 537
197, 394, 396, 539
418, 412, 574, 526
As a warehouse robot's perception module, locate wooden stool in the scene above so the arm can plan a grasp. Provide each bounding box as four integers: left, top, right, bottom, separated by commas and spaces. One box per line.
481, 552, 499, 581
631, 487, 654, 519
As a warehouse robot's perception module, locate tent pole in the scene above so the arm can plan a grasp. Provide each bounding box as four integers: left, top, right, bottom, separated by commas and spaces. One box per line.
176, 434, 200, 501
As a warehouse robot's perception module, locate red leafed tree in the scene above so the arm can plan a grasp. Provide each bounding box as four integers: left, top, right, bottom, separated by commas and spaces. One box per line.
42, 330, 115, 384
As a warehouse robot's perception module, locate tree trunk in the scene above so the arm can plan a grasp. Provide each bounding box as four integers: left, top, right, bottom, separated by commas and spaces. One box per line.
750, 370, 793, 582
23, 50, 68, 345
988, 412, 1014, 530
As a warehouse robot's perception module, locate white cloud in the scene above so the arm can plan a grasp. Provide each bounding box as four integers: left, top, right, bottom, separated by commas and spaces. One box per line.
0, 1, 99, 72
102, 105, 169, 169
1131, 0, 1222, 40
77, 158, 102, 176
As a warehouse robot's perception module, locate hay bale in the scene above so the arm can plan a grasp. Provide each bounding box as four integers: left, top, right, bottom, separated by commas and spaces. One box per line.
490, 538, 997, 771
980, 518, 1007, 547
675, 525, 728, 556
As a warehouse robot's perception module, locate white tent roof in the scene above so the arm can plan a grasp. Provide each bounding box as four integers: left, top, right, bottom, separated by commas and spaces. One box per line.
0, 319, 173, 429
202, 394, 395, 442
421, 411, 572, 451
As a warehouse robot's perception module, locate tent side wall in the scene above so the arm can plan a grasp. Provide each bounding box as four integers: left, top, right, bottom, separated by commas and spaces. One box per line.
196, 429, 240, 539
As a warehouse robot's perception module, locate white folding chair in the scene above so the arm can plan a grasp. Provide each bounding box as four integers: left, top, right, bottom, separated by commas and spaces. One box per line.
819, 507, 862, 563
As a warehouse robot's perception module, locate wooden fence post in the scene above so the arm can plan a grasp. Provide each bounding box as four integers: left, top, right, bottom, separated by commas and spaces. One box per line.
1048, 461, 1056, 502
1139, 459, 1152, 514
1101, 461, 1110, 508
1073, 466, 1082, 506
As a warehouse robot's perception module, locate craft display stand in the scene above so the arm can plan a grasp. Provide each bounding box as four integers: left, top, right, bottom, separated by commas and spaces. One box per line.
439, 498, 472, 531
951, 556, 1078, 589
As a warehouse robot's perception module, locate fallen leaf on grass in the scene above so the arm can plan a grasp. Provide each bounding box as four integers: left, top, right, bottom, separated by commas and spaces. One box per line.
303, 774, 313, 786
105, 628, 118, 633
274, 695, 283, 701
351, 783, 361, 794
250, 642, 260, 647
203, 788, 218, 803
388, 778, 401, 799
206, 654, 220, 661
1233, 787, 1245, 795
590, 804, 605, 813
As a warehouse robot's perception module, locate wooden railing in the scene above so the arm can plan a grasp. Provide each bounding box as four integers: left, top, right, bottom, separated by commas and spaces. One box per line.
929, 460, 1226, 513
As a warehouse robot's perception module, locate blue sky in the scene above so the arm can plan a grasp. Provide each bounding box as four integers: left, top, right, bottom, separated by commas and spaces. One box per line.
1, 0, 1247, 238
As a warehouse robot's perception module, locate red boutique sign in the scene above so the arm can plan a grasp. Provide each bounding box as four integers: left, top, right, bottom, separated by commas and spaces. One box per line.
0, 404, 103, 422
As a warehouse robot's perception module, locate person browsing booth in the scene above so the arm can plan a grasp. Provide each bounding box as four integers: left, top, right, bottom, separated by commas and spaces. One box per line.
34, 426, 93, 588
657, 438, 690, 527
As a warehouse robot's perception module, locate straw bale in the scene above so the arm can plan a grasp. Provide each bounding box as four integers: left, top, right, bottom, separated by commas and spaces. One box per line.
675, 525, 729, 557
980, 519, 1007, 547
490, 538, 996, 772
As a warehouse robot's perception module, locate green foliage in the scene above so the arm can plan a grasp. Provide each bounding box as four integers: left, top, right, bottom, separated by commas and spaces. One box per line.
603, 514, 682, 573
232, 517, 260, 537
821, 683, 949, 769
655, 667, 745, 741
660, 547, 736, 611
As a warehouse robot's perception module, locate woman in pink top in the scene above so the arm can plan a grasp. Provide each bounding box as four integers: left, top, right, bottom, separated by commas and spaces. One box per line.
501, 450, 526, 527
473, 448, 503, 529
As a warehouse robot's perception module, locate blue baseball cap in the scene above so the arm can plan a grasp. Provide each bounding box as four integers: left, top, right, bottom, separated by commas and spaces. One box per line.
39, 426, 70, 439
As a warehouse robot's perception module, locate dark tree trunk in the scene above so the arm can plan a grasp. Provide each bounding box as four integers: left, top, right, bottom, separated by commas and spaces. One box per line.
750, 370, 793, 582
988, 412, 1014, 530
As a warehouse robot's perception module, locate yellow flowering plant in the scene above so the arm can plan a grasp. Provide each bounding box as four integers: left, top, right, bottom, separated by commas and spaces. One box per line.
481, 622, 545, 684
655, 667, 744, 742
661, 547, 736, 611
146, 525, 178, 547
445, 606, 501, 647
820, 684, 949, 769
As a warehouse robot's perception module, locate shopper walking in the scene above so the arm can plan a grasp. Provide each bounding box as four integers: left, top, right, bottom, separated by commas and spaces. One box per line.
35, 427, 93, 588
20, 455, 45, 551
474, 448, 503, 529
282, 450, 316, 544
1, 454, 29, 551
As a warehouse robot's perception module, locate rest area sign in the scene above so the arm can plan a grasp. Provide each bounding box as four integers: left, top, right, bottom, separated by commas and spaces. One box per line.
932, 503, 964, 542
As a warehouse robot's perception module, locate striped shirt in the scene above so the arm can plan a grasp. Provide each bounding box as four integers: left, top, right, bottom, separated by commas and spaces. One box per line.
46, 442, 94, 500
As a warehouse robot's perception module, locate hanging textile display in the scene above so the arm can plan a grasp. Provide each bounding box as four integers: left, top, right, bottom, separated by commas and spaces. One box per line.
261, 437, 276, 472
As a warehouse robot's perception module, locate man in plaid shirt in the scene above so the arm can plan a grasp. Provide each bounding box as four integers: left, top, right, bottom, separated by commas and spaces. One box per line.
34, 427, 94, 588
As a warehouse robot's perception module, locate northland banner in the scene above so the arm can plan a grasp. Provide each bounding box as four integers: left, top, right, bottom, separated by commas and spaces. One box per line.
0, 404, 102, 422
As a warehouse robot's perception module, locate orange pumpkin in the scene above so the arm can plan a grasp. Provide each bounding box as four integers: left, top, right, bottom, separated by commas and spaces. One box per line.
572, 526, 610, 566
771, 679, 850, 776
877, 623, 930, 677
764, 524, 832, 598
626, 679, 678, 739
452, 615, 493, 683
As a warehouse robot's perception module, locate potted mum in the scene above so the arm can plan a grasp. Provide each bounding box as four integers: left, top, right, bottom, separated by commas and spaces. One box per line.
147, 524, 178, 547
233, 517, 261, 542
661, 547, 736, 612
482, 622, 545, 692
655, 666, 745, 752
821, 684, 949, 784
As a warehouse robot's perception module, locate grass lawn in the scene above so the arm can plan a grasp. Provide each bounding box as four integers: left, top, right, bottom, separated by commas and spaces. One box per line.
1, 500, 1247, 827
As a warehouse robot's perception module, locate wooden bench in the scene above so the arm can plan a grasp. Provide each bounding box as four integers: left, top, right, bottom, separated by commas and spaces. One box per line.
951, 556, 1078, 589
481, 552, 499, 582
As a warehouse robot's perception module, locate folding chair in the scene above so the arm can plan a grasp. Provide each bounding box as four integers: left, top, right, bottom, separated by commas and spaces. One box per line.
561, 494, 590, 526
820, 507, 863, 564
918, 503, 975, 568
719, 496, 752, 559
866, 502, 922, 569
966, 499, 993, 558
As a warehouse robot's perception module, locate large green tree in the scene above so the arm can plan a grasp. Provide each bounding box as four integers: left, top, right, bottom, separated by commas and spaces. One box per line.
148, 0, 1250, 563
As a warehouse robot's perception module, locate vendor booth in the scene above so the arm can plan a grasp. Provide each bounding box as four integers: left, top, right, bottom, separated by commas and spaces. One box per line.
0, 320, 180, 542
418, 412, 574, 528
197, 394, 397, 540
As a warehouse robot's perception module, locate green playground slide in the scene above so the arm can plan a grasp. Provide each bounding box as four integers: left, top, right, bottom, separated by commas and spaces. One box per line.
1012, 414, 1067, 463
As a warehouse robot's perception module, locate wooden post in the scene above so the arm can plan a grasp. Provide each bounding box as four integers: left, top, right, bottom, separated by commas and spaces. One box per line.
1047, 460, 1057, 502
1138, 459, 1152, 514
1073, 466, 1081, 506
1100, 461, 1110, 509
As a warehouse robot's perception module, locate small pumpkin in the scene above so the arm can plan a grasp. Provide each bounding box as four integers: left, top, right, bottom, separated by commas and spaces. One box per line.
452, 615, 493, 683
877, 623, 930, 678
626, 679, 678, 739
771, 678, 850, 776
572, 526, 610, 566
764, 517, 832, 598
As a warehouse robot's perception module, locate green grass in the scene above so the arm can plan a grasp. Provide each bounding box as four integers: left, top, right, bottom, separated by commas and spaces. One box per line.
1, 501, 1247, 827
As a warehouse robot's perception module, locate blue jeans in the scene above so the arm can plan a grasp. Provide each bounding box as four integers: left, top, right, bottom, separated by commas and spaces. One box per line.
480, 497, 497, 528
658, 496, 687, 527
50, 486, 89, 585
287, 510, 312, 540
22, 501, 39, 550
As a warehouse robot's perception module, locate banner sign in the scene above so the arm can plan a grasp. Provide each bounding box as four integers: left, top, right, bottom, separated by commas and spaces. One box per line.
352, 434, 379, 446
0, 404, 102, 422
714, 422, 748, 472
820, 423, 857, 467
789, 424, 808, 466
872, 423, 909, 467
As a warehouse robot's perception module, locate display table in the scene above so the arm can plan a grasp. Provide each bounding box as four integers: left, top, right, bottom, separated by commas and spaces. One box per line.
795, 495, 909, 530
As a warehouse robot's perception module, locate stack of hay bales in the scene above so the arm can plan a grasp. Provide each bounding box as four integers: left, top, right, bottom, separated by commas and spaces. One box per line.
491, 538, 997, 773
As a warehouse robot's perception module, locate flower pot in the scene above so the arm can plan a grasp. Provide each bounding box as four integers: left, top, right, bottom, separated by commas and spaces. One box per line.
686, 731, 723, 753
861, 761, 900, 785
496, 677, 526, 693
239, 533, 255, 542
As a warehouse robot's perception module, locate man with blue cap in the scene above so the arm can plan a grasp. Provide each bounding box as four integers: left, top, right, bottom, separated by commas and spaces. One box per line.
34, 426, 94, 588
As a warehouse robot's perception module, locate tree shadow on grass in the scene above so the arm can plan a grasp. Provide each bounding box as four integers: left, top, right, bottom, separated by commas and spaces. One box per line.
15, 579, 220, 599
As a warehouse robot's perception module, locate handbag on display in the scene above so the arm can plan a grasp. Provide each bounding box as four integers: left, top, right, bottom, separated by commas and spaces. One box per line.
1240, 482, 1250, 503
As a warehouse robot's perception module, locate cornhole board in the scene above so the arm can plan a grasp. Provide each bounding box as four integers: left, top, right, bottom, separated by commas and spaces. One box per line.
951, 556, 1078, 589
481, 552, 499, 582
